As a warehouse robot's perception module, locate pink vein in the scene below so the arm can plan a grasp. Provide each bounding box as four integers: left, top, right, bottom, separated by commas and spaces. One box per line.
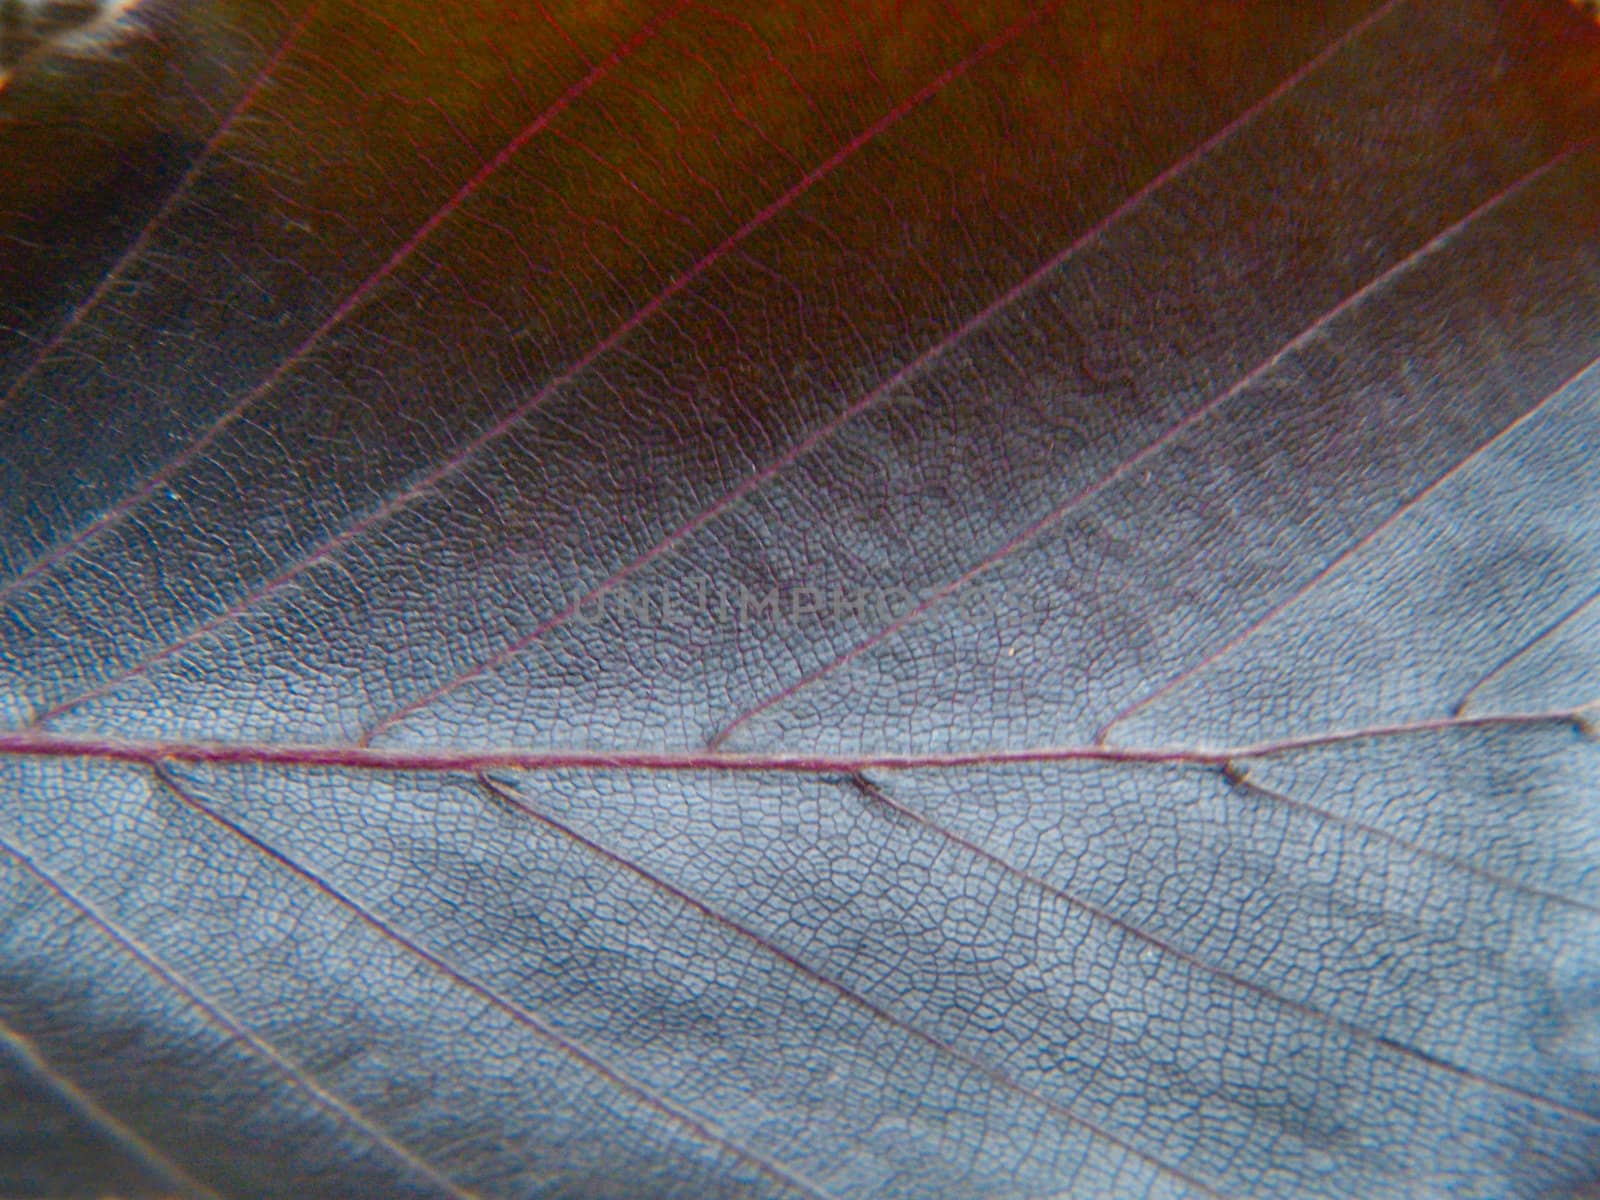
151, 766, 838, 1200
707, 142, 1581, 752
1454, 581, 1600, 716
0, 0, 683, 605
848, 775, 1600, 1122
0, 0, 324, 419
1097, 343, 1600, 745
358, 0, 1406, 746
0, 1013, 224, 1200
0, 832, 484, 1200
0, 705, 1587, 774
34, 0, 1063, 725
477, 776, 1224, 1197
1217, 768, 1600, 916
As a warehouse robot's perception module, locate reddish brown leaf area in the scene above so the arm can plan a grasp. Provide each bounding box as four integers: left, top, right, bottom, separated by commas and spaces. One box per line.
1, 2, 1599, 1198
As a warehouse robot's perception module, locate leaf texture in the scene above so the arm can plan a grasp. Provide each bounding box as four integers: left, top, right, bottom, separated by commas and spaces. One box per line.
1, 0, 1599, 1196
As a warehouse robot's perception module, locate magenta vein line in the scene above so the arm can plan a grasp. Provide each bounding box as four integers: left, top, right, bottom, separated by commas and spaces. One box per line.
32, 0, 1064, 724
707, 140, 1583, 751
358, 0, 1408, 744
847, 775, 1600, 1122
0, 831, 485, 1200
477, 776, 1225, 1197
1454, 579, 1600, 716
0, 0, 325, 419
1099, 343, 1600, 744
150, 766, 839, 1200
0, 705, 1588, 774
0, 0, 684, 605
0, 1013, 224, 1200
1216, 768, 1600, 916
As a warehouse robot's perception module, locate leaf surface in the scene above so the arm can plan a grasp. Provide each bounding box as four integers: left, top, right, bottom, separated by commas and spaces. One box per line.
1, 0, 1599, 1196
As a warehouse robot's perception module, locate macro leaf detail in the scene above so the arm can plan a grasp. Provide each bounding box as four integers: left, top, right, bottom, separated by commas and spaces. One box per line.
1, 0, 1599, 1196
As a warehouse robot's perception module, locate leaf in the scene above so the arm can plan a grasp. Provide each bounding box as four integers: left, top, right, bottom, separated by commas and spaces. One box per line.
2, 0, 1599, 1196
